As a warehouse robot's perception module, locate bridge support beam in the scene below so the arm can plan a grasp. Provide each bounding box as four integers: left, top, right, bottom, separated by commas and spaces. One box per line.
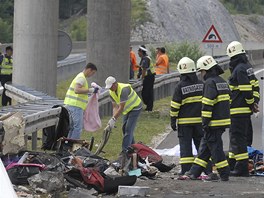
13, 0, 59, 96
87, 0, 131, 86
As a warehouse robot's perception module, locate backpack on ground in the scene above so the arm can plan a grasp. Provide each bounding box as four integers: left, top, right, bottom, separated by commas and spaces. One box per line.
128, 142, 175, 172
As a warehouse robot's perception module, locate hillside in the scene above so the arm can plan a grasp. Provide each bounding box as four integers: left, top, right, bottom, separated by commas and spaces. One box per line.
131, 0, 240, 42
232, 14, 264, 41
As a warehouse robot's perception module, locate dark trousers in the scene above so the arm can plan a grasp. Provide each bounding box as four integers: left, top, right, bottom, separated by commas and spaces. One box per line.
190, 128, 229, 179
178, 125, 204, 174
247, 118, 253, 146
229, 117, 249, 172
130, 65, 134, 80
0, 74, 12, 106
142, 74, 154, 111
229, 117, 249, 159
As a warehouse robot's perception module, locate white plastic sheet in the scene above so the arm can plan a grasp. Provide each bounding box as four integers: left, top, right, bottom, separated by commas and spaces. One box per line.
154, 141, 198, 157
0, 159, 18, 198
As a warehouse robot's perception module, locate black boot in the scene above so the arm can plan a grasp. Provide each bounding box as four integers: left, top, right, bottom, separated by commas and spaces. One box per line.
228, 158, 236, 171
218, 166, 230, 181
230, 160, 249, 177
179, 164, 192, 175
204, 160, 213, 175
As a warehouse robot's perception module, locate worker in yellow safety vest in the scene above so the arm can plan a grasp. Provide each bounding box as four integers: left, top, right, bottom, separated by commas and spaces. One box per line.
105, 76, 142, 151
0, 46, 13, 106
64, 63, 97, 139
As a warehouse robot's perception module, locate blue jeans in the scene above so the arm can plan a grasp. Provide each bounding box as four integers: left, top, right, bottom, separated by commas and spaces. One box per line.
122, 108, 141, 151
66, 105, 84, 139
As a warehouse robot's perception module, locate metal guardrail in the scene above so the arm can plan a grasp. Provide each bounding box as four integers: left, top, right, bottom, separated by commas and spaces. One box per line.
1, 84, 63, 150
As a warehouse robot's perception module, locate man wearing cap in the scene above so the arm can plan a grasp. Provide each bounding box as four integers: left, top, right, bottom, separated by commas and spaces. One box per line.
64, 63, 98, 139
105, 76, 142, 151
137, 45, 155, 111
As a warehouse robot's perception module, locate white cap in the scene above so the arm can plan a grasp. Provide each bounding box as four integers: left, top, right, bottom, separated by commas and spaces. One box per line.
139, 46, 147, 52
105, 76, 116, 89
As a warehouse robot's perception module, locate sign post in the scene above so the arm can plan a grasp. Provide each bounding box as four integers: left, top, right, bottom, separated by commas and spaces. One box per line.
202, 25, 223, 56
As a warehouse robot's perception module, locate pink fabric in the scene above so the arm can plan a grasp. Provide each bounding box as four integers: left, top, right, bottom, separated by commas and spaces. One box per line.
84, 92, 102, 132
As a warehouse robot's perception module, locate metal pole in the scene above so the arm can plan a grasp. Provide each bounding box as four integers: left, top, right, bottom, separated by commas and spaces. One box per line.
261, 76, 264, 162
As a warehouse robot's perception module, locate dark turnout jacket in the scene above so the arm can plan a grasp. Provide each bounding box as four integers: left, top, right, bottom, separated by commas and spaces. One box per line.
170, 73, 203, 125
229, 54, 260, 117
202, 67, 231, 129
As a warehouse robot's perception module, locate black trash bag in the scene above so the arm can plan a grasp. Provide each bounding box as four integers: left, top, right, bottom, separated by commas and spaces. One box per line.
42, 105, 70, 150
27, 152, 65, 171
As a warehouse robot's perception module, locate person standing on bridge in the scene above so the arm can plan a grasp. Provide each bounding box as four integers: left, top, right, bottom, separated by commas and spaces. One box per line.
137, 45, 155, 111
185, 56, 231, 181
0, 46, 13, 106
170, 57, 205, 175
155, 47, 169, 75
129, 46, 137, 80
105, 76, 142, 151
226, 41, 260, 177
64, 63, 98, 139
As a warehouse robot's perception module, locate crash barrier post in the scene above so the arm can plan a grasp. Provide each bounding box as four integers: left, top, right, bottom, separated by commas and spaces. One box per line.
1, 52, 263, 151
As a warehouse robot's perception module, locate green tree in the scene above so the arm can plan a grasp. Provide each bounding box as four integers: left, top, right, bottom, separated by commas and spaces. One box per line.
0, 18, 12, 43
69, 16, 87, 41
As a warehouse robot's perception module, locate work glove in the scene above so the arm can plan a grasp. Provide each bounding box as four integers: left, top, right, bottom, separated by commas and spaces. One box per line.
93, 87, 99, 94
108, 117, 116, 129
250, 103, 259, 113
170, 117, 177, 131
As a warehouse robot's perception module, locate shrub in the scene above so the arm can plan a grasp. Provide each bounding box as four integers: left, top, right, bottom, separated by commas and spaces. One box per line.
69, 16, 87, 41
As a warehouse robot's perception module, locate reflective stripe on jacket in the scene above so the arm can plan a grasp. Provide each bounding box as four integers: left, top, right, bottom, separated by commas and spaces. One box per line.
109, 83, 141, 115
64, 72, 88, 110
202, 76, 231, 128
170, 73, 203, 125
229, 63, 258, 117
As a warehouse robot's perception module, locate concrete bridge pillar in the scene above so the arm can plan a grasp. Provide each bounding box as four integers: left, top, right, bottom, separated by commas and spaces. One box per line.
13, 0, 59, 96
87, 0, 131, 86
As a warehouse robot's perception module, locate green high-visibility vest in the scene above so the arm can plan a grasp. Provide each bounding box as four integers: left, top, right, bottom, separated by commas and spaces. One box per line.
109, 83, 141, 115
64, 72, 88, 110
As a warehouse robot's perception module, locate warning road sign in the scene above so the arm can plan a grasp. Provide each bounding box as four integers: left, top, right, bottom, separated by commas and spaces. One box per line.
202, 25, 222, 43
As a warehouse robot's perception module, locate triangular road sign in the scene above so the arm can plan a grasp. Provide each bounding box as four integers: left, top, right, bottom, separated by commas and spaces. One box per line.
202, 25, 223, 43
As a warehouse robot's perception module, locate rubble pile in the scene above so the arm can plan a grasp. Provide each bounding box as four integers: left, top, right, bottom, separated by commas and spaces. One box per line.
1, 139, 175, 197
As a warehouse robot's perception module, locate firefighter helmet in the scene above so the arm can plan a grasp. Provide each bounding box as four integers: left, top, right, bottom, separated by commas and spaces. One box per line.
196, 55, 217, 71
226, 41, 246, 58
177, 57, 196, 74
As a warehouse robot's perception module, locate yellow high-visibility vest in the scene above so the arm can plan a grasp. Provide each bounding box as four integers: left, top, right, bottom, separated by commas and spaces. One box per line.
64, 72, 88, 110
1, 56, 13, 75
109, 83, 141, 115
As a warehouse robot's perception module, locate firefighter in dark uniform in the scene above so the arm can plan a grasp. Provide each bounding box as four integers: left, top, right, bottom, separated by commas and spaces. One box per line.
137, 45, 155, 111
186, 55, 230, 181
170, 57, 205, 175
0, 46, 13, 106
226, 41, 260, 176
